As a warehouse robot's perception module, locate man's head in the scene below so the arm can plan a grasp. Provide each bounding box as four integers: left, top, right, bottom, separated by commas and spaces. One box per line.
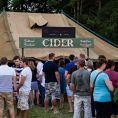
98, 55, 106, 60
86, 59, 93, 68
79, 53, 86, 60
48, 53, 55, 60
0, 57, 8, 65
20, 58, 28, 68
13, 56, 21, 67
77, 59, 85, 68
69, 54, 75, 61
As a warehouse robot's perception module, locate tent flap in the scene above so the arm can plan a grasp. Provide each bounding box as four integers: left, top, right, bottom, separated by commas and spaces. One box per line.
28, 14, 48, 28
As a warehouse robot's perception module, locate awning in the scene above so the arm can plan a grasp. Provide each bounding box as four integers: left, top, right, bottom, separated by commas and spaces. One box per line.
28, 14, 48, 28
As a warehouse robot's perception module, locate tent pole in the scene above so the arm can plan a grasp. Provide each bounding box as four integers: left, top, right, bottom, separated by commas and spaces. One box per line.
22, 48, 24, 57
87, 48, 89, 58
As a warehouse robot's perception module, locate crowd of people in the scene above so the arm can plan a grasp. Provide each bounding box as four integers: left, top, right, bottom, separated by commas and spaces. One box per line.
0, 53, 118, 118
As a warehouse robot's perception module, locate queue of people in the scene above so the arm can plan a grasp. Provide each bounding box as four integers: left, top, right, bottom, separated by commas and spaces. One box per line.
0, 53, 118, 118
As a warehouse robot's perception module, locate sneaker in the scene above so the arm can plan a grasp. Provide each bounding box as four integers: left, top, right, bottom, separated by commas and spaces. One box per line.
53, 110, 60, 114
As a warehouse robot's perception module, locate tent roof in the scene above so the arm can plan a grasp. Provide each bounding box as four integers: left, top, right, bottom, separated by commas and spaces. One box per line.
0, 12, 117, 60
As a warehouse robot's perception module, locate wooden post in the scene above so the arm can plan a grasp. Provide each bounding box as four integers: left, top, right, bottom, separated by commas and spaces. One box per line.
87, 48, 89, 58
22, 48, 24, 57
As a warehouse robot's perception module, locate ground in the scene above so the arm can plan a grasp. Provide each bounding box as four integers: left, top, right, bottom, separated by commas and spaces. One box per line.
3, 104, 72, 118
29, 104, 73, 118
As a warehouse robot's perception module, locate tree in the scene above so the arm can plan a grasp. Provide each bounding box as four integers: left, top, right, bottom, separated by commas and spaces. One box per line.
0, 0, 9, 11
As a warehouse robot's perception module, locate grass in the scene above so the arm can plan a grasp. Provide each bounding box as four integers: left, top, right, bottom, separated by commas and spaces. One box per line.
4, 103, 115, 118
3, 104, 72, 118
29, 103, 73, 118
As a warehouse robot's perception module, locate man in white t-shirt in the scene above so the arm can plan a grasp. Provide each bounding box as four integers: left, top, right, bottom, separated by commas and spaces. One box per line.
17, 58, 32, 118
37, 61, 45, 106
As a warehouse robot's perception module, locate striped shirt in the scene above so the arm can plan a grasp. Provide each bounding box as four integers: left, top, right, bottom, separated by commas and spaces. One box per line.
12, 66, 23, 84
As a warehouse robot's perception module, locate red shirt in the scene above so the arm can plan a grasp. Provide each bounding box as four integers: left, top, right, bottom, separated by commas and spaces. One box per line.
105, 70, 118, 88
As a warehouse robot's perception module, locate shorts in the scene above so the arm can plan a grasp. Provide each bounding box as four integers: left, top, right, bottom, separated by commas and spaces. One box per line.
0, 92, 14, 110
66, 85, 73, 97
17, 91, 30, 111
45, 82, 60, 100
31, 81, 39, 91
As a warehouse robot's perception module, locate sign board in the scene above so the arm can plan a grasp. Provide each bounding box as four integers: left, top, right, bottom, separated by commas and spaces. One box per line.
78, 38, 94, 48
19, 37, 94, 48
42, 27, 75, 38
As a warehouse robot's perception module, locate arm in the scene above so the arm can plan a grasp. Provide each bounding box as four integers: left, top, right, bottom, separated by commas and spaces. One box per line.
90, 82, 93, 88
17, 75, 26, 91
12, 76, 17, 91
65, 71, 68, 78
37, 64, 44, 80
66, 74, 71, 84
71, 73, 75, 93
71, 83, 75, 93
105, 79, 114, 92
55, 71, 60, 84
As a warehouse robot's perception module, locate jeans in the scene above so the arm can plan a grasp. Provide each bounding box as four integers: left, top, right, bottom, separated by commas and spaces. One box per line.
73, 95, 92, 118
38, 81, 45, 106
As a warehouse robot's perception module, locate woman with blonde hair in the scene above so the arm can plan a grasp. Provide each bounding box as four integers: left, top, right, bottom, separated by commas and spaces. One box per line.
28, 61, 40, 106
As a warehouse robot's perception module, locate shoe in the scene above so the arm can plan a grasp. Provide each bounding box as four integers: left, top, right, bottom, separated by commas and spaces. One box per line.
53, 110, 60, 114
44, 110, 49, 113
68, 110, 73, 113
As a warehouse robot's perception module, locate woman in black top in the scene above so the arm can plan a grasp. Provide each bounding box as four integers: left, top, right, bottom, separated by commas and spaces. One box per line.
28, 61, 39, 106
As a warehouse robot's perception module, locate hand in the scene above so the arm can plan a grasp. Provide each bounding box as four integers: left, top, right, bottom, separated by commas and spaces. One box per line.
13, 92, 17, 97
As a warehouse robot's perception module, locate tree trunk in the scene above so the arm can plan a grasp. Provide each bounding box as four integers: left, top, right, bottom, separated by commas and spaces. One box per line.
77, 1, 79, 16
74, 6, 76, 17
98, 0, 101, 11
80, 0, 83, 15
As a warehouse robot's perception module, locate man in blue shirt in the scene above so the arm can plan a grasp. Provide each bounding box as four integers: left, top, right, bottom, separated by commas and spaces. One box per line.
65, 54, 75, 113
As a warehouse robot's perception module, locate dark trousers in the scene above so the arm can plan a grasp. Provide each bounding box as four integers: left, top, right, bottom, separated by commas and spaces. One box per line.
40, 85, 45, 106
91, 96, 96, 117
38, 81, 45, 106
94, 101, 112, 118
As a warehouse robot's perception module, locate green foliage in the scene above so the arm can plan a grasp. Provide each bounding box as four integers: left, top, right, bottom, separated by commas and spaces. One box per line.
0, 0, 117, 45
47, 0, 62, 12
0, 0, 8, 11
94, 0, 118, 44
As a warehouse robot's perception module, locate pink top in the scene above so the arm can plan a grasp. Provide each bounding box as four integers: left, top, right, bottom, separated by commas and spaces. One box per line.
105, 70, 118, 88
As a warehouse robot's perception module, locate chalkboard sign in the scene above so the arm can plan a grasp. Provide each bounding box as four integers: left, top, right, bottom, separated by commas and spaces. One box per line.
42, 27, 75, 38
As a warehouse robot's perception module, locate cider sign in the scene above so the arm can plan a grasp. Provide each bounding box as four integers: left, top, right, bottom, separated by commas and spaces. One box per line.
19, 37, 94, 48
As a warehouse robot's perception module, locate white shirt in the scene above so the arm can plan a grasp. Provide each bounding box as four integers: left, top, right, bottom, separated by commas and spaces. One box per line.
0, 65, 16, 92
19, 67, 32, 92
37, 62, 45, 87
37, 62, 43, 73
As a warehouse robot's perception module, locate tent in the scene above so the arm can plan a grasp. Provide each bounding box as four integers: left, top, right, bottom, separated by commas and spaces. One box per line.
0, 12, 118, 60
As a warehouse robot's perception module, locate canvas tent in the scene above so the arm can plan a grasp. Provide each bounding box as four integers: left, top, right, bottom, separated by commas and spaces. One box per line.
0, 12, 118, 60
